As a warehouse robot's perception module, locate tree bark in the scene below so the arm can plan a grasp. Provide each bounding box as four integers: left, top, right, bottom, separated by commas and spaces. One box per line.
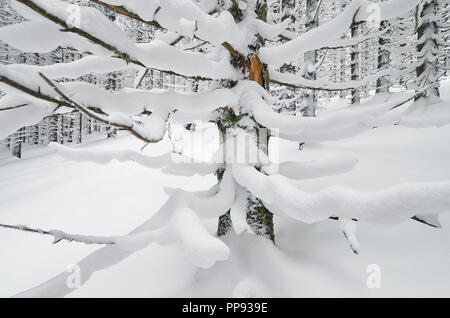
415, 0, 440, 101
217, 0, 275, 243
351, 24, 360, 104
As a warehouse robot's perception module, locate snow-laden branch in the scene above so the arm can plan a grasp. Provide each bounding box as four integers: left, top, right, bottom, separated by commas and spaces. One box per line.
248, 85, 438, 143
259, 0, 422, 66
49, 143, 220, 177
263, 156, 359, 180
10, 0, 237, 81
96, 0, 292, 54
232, 164, 450, 225
0, 64, 267, 140
1, 56, 132, 81
39, 73, 166, 143
58, 81, 241, 124
0, 223, 117, 245
14, 189, 231, 297
319, 27, 390, 50
0, 73, 66, 138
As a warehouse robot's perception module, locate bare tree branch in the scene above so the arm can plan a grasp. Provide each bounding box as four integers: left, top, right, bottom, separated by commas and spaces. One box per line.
0, 103, 30, 111
411, 216, 442, 229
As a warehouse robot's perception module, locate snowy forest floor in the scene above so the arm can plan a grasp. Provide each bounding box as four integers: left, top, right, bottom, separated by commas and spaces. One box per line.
1, 82, 450, 297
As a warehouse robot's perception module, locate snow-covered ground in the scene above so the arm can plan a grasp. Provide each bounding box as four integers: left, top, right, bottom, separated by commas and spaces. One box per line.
1, 83, 450, 297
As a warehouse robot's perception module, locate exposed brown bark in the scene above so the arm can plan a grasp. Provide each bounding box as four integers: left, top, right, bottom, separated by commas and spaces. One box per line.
249, 55, 265, 86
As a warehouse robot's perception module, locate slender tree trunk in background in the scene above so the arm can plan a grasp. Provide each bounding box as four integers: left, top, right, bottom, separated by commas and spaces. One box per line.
340, 53, 347, 99
12, 128, 23, 159
415, 0, 440, 101
48, 115, 58, 143
303, 0, 319, 117
106, 126, 117, 138
33, 124, 39, 145
217, 0, 275, 243
59, 114, 64, 144
87, 118, 92, 134
376, 20, 391, 93
351, 23, 360, 104
67, 115, 74, 143
78, 112, 83, 144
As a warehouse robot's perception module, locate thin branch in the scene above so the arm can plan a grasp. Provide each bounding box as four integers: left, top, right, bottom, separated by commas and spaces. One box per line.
170, 36, 184, 46
389, 82, 441, 110
411, 216, 442, 229
0, 103, 30, 111
330, 215, 442, 229
0, 223, 116, 245
135, 68, 149, 89
184, 41, 208, 52
313, 0, 324, 24
269, 78, 350, 91
39, 72, 163, 143
0, 75, 72, 106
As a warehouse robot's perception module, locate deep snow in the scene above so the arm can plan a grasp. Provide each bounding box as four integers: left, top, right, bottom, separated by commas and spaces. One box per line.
1, 84, 450, 297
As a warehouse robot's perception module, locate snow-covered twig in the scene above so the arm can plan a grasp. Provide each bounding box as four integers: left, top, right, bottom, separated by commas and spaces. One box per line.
0, 224, 116, 245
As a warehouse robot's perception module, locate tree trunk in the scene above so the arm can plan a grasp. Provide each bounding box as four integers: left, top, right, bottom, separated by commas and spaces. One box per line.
77, 112, 83, 144
303, 0, 319, 117
217, 0, 275, 243
59, 114, 64, 144
12, 129, 23, 159
415, 0, 440, 101
33, 124, 39, 145
48, 115, 58, 143
351, 24, 360, 105
376, 21, 391, 93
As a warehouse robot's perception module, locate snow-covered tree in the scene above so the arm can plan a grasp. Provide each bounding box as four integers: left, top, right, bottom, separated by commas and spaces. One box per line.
414, 0, 447, 101
0, 0, 449, 297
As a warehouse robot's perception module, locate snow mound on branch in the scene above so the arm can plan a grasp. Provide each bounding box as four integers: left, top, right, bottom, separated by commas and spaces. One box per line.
116, 208, 230, 268
170, 208, 229, 268
232, 164, 450, 225
132, 114, 167, 142
265, 156, 358, 180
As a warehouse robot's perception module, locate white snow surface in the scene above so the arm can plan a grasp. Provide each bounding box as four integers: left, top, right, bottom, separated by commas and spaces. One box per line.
1, 102, 450, 296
